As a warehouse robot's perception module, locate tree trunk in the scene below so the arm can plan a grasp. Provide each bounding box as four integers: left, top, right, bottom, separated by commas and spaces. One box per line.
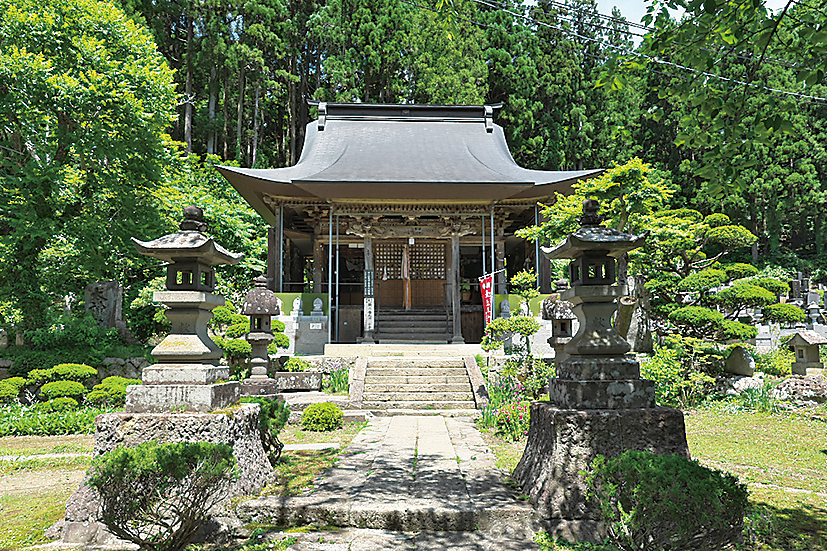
184, 13, 193, 155
207, 65, 216, 155
252, 84, 260, 166
222, 75, 229, 159
288, 53, 297, 165
236, 65, 245, 163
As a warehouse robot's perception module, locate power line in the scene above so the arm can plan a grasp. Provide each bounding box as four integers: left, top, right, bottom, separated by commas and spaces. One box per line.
469, 0, 827, 104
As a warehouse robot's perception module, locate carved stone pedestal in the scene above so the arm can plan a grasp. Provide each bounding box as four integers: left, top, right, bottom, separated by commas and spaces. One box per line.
62, 404, 274, 546
513, 402, 689, 542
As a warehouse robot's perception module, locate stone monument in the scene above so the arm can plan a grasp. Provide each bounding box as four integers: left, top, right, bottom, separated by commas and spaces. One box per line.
512, 199, 689, 542
61, 207, 274, 546
240, 275, 280, 395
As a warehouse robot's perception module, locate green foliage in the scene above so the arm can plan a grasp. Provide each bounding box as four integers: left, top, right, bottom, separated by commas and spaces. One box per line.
640, 345, 717, 408
89, 441, 237, 551
226, 322, 250, 339
714, 282, 776, 313
0, 381, 17, 403
719, 320, 758, 341
240, 396, 289, 465
676, 269, 727, 293
584, 450, 748, 551
34, 397, 79, 413
762, 303, 806, 324
27, 363, 98, 385
722, 263, 759, 280
510, 269, 540, 304
268, 333, 290, 352
750, 277, 790, 296
0, 403, 107, 435
282, 357, 311, 372
86, 376, 141, 407
481, 316, 540, 354
494, 401, 530, 441
668, 307, 724, 339
754, 348, 794, 377
300, 402, 343, 432
39, 380, 86, 402
704, 213, 730, 228
213, 337, 252, 361
0, 0, 176, 333
2, 377, 26, 393
323, 365, 349, 395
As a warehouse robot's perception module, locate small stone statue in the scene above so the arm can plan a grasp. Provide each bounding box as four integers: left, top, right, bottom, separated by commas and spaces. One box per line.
292, 296, 302, 316
312, 297, 324, 315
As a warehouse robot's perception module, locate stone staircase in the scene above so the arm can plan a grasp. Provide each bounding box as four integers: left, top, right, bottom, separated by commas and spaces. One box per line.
355, 356, 480, 411
374, 307, 451, 343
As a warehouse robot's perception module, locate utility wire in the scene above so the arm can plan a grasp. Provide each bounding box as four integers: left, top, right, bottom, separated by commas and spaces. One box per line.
469, 0, 827, 104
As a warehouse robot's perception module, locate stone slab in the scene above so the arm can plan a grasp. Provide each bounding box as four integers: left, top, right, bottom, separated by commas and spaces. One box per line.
124, 381, 240, 413
271, 371, 322, 391
141, 364, 229, 385
548, 379, 655, 409
512, 403, 688, 542
556, 355, 641, 381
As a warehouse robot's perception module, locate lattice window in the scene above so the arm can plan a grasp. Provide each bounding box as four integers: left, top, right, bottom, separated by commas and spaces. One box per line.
411, 243, 445, 279
376, 243, 403, 279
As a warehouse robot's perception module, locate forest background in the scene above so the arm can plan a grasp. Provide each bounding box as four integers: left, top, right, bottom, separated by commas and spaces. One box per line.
1, 0, 826, 338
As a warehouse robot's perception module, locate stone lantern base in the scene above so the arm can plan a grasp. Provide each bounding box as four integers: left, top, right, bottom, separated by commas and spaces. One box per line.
61, 404, 274, 546
512, 402, 689, 542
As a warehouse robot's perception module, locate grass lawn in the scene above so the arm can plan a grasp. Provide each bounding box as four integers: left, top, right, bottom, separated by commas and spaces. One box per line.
483, 408, 827, 551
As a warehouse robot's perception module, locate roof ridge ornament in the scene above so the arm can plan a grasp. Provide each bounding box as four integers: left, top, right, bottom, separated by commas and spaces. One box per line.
318, 102, 327, 131
485, 105, 494, 133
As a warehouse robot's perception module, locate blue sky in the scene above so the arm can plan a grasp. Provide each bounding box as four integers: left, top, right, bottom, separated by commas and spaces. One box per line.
595, 0, 789, 26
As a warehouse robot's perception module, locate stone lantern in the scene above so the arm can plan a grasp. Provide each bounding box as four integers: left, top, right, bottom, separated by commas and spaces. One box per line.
513, 199, 690, 541
127, 206, 243, 412
241, 275, 280, 395
788, 330, 827, 375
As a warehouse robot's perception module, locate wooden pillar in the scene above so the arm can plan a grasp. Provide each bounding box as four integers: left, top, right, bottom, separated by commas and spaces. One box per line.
451, 235, 464, 343
495, 239, 506, 295
313, 230, 324, 293
363, 235, 376, 341
267, 205, 283, 292
266, 226, 277, 292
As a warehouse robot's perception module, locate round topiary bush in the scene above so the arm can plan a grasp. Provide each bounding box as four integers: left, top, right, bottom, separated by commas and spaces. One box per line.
40, 380, 86, 401
35, 397, 80, 412
3, 377, 27, 393
26, 363, 98, 385
86, 376, 141, 407
301, 402, 343, 431
283, 357, 311, 372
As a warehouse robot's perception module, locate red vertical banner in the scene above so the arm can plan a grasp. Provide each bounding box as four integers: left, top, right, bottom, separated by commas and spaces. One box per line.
479, 274, 494, 325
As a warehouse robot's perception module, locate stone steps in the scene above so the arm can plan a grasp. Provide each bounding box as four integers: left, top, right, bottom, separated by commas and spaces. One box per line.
374, 308, 451, 342
360, 355, 477, 411
362, 400, 477, 410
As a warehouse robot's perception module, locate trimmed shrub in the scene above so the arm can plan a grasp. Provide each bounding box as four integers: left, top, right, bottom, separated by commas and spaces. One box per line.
0, 382, 17, 403
751, 277, 790, 296
272, 319, 286, 333
283, 357, 311, 372
214, 336, 252, 361
3, 377, 27, 393
225, 322, 249, 338
27, 363, 97, 385
35, 397, 79, 412
585, 450, 749, 551
86, 376, 142, 407
240, 396, 290, 465
268, 332, 290, 353
703, 213, 730, 227
89, 441, 237, 551
668, 306, 724, 338
677, 269, 727, 293
763, 303, 805, 324
301, 402, 343, 431
719, 320, 758, 341
40, 380, 86, 401
722, 263, 758, 280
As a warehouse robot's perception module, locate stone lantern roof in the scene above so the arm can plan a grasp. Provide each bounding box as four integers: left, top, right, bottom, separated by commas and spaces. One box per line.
132, 206, 243, 266
242, 276, 280, 316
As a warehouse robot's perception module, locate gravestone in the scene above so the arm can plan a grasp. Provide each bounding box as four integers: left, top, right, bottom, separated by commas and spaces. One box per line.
84, 280, 121, 328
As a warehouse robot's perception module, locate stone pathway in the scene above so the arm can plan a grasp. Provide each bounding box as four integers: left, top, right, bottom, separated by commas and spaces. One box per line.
238, 415, 538, 550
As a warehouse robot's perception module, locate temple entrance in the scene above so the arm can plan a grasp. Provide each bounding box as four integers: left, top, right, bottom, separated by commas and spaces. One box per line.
375, 241, 446, 308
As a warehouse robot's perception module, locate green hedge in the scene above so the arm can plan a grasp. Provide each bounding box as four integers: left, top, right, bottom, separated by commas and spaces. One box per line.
301, 402, 343, 431
27, 363, 97, 385
40, 380, 87, 401
86, 376, 141, 407
0, 404, 108, 435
